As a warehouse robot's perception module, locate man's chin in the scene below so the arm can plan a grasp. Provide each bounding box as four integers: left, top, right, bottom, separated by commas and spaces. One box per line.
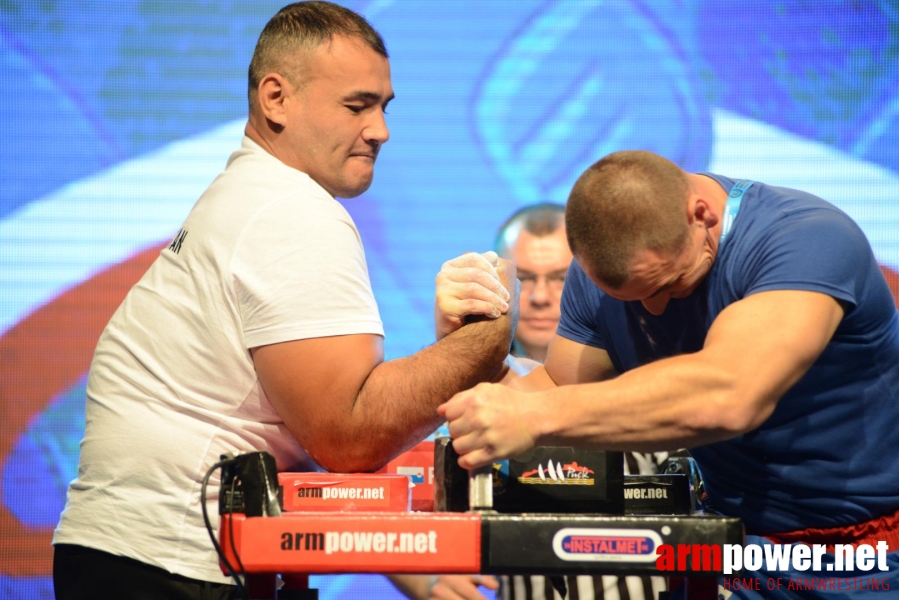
332, 176, 374, 199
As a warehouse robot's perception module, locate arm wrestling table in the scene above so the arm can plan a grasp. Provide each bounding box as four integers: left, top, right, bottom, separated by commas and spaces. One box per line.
211, 445, 743, 600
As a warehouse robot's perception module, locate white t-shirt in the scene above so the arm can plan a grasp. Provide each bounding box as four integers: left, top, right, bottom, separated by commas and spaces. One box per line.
53, 136, 384, 583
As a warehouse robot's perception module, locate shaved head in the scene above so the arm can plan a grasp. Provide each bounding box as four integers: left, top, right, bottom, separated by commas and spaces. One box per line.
566, 150, 690, 288
248, 1, 388, 111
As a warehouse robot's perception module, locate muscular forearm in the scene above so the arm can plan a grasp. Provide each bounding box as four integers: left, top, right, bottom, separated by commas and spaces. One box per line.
536, 350, 765, 451
506, 364, 558, 391
323, 315, 513, 472
444, 291, 842, 468
534, 292, 841, 451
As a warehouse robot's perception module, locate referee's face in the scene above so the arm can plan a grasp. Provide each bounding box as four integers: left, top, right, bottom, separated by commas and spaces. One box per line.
506, 227, 572, 358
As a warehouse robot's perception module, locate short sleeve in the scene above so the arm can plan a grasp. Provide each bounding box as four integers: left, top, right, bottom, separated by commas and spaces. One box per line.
556, 260, 608, 349
739, 207, 869, 309
233, 194, 383, 349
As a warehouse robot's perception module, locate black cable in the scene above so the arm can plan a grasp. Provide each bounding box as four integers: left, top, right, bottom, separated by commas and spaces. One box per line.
228, 475, 248, 578
201, 459, 249, 600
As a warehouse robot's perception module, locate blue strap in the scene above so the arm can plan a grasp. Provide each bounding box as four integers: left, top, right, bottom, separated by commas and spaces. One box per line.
719, 179, 754, 247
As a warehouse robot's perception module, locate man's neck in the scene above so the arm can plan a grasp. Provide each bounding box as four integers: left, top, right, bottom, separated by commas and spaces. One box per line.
244, 118, 277, 157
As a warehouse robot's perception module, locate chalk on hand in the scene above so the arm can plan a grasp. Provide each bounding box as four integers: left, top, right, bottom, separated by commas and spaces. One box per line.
481, 250, 499, 266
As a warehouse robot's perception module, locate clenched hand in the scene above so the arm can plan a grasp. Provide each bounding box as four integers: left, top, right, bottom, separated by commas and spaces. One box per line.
438, 383, 541, 469
434, 251, 516, 340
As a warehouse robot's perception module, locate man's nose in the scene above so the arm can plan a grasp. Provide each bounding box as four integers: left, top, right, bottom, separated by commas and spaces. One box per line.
363, 109, 390, 146
641, 292, 670, 316
530, 277, 551, 306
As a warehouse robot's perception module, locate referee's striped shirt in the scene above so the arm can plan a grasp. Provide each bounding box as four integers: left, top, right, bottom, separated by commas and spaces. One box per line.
498, 452, 669, 600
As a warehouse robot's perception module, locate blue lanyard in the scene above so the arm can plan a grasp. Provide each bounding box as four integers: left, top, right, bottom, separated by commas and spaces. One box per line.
719, 179, 754, 247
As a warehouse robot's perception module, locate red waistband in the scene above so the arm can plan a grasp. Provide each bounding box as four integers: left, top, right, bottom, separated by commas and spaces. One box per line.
759, 506, 899, 552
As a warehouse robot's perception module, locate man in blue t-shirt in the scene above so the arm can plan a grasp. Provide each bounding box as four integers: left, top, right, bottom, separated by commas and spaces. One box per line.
439, 150, 899, 598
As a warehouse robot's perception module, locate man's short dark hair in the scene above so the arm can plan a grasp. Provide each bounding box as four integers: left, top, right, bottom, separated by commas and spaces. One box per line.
494, 202, 566, 257
566, 150, 690, 288
248, 1, 388, 108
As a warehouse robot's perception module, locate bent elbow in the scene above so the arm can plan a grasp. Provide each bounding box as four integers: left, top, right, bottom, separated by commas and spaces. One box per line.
694, 391, 772, 440
306, 442, 392, 474
317, 455, 386, 474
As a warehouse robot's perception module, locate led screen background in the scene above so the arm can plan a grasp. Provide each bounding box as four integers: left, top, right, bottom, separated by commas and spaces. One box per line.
2, 1, 898, 597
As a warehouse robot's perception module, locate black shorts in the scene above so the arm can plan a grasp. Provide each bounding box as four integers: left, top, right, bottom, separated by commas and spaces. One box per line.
53, 543, 237, 600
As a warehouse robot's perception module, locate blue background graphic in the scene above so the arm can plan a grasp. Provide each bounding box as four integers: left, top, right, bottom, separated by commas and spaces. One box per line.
2, 1, 898, 597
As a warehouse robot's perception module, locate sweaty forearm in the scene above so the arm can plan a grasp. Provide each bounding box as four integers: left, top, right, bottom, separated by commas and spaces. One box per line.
326, 315, 513, 472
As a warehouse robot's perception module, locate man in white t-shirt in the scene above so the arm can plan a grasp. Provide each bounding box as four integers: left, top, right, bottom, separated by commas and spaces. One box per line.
52, 3, 516, 599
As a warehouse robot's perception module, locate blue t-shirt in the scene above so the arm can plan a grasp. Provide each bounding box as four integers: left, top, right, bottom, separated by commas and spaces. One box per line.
557, 173, 899, 533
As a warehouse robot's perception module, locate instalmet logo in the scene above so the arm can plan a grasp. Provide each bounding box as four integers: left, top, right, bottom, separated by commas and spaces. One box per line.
553, 528, 662, 563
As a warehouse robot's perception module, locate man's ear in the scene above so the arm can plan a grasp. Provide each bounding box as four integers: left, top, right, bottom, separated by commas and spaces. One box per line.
688, 194, 719, 229
255, 73, 291, 127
